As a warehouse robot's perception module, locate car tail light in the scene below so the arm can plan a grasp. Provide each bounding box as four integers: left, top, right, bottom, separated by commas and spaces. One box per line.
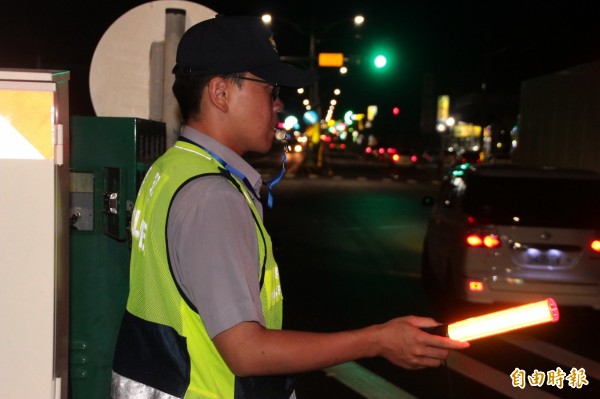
468, 280, 484, 292
483, 235, 500, 248
410, 155, 418, 163
466, 234, 483, 246
466, 233, 500, 248
591, 240, 600, 253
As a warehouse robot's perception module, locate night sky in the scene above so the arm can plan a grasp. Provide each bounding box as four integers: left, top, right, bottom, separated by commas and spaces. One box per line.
1, 0, 598, 144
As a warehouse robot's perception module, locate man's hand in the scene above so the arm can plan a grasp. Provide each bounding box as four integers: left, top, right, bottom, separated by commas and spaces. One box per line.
374, 316, 469, 369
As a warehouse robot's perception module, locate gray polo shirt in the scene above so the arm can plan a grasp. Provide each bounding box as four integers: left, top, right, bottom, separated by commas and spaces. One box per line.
167, 126, 266, 338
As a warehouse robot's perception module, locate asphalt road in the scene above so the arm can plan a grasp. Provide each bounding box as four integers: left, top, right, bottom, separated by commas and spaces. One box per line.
256, 151, 600, 399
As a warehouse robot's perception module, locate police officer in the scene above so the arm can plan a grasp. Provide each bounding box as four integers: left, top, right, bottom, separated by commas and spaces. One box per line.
112, 15, 469, 399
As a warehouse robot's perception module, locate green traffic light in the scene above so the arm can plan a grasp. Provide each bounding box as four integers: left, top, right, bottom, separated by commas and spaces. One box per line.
374, 55, 387, 69
367, 42, 397, 74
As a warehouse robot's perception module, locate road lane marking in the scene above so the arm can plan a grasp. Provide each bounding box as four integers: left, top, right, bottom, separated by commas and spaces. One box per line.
324, 361, 418, 399
500, 334, 600, 380
446, 352, 560, 399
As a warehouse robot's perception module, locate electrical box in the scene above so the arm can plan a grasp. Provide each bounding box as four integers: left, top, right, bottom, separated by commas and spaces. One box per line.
69, 116, 165, 399
0, 68, 70, 399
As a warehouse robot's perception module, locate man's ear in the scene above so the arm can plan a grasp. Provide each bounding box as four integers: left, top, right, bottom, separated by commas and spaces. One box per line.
206, 77, 229, 112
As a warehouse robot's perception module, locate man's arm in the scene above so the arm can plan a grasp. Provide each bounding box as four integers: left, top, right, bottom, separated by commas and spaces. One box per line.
213, 316, 469, 377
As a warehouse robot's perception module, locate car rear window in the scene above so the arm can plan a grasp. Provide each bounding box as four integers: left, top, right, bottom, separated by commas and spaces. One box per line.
462, 175, 600, 228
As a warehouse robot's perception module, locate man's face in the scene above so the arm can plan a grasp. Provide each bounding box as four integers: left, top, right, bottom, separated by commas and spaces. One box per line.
227, 73, 283, 155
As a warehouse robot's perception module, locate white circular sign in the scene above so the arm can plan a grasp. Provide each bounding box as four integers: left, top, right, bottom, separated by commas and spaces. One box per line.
89, 0, 215, 118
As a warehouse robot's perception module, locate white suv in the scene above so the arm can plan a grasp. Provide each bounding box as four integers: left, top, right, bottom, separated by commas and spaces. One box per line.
422, 163, 600, 314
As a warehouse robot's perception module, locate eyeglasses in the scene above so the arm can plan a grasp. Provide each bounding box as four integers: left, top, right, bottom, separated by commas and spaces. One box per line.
238, 76, 280, 100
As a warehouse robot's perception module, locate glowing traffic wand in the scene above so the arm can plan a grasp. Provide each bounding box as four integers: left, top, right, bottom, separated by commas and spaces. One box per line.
426, 298, 560, 342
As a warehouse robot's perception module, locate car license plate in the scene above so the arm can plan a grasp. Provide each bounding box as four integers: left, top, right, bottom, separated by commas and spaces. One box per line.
522, 248, 568, 267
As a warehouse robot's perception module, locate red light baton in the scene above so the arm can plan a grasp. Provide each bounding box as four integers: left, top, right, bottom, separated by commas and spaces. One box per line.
425, 298, 560, 342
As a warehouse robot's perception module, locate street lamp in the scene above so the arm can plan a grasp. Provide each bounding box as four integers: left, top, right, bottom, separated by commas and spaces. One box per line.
261, 14, 272, 24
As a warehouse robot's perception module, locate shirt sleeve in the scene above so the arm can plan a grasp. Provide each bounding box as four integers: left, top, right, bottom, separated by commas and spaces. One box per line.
167, 175, 265, 338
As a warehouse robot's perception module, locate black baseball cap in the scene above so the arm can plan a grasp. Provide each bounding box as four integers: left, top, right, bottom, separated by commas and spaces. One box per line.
172, 15, 316, 88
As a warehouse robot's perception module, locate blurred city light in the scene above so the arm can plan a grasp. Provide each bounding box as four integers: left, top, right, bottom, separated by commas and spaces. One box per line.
367, 105, 378, 121
344, 110, 354, 125
283, 115, 299, 130
303, 110, 319, 124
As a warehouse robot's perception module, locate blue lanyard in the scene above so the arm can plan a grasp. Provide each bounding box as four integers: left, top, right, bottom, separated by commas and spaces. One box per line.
178, 136, 286, 208
264, 151, 286, 209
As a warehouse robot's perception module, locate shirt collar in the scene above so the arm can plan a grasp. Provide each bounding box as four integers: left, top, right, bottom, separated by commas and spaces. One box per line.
179, 126, 263, 195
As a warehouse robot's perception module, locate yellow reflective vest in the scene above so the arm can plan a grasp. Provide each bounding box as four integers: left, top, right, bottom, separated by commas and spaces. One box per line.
112, 140, 290, 399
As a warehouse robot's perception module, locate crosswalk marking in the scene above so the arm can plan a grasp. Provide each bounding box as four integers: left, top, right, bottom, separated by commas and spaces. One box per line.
500, 335, 600, 380
447, 351, 561, 399
324, 362, 418, 399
